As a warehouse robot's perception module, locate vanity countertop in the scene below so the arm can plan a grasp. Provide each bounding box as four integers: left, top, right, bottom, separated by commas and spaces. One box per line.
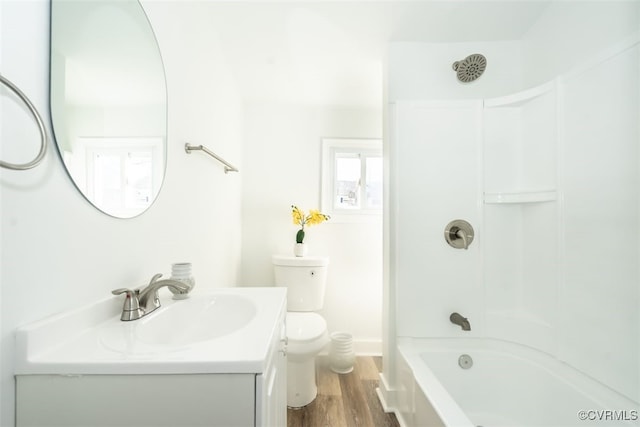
15, 287, 287, 375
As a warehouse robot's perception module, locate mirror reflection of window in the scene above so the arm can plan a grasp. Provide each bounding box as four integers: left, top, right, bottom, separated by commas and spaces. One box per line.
73, 137, 162, 217
125, 152, 153, 208
93, 152, 122, 210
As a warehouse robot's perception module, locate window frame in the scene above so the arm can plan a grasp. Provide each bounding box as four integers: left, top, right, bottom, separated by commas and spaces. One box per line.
321, 138, 383, 222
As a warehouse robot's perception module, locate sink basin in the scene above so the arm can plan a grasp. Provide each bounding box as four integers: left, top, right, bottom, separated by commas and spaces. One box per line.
139, 294, 257, 346
100, 294, 257, 353
14, 287, 287, 375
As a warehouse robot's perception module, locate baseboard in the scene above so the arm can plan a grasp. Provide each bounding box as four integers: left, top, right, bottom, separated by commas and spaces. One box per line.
377, 372, 407, 426
376, 372, 397, 411
394, 408, 410, 427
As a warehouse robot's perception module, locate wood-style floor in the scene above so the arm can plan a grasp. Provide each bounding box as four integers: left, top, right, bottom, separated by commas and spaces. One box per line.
287, 356, 400, 427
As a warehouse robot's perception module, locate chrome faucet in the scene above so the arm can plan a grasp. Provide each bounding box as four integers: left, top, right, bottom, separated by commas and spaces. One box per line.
450, 312, 471, 331
112, 273, 192, 321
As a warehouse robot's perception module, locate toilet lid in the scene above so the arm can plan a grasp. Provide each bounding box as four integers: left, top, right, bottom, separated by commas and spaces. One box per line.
286, 312, 327, 344
272, 255, 329, 267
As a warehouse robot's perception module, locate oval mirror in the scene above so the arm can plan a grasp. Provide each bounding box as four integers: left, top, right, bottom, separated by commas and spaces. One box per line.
50, 0, 167, 218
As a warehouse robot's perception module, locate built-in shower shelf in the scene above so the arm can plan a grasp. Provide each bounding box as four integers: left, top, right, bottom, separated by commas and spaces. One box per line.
484, 190, 557, 204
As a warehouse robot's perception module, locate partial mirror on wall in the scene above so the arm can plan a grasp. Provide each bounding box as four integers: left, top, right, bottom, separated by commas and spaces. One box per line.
50, 0, 167, 218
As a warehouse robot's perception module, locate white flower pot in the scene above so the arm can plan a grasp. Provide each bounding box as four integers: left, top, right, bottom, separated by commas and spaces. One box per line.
293, 243, 308, 257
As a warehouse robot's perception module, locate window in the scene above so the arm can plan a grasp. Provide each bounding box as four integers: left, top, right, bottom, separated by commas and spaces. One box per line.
321, 138, 382, 220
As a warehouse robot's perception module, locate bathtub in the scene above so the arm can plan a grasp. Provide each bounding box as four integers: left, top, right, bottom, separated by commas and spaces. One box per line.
395, 338, 639, 427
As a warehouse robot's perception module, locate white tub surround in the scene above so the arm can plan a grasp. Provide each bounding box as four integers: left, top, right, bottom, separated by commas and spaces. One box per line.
14, 288, 287, 427
396, 338, 640, 427
384, 27, 640, 425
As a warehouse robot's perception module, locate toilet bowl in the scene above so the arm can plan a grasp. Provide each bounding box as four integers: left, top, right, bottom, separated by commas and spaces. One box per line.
272, 255, 330, 408
285, 312, 329, 407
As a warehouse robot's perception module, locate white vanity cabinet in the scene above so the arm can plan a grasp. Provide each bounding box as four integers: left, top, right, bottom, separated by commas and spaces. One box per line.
17, 373, 257, 426
256, 309, 287, 426
17, 345, 287, 427
15, 288, 288, 427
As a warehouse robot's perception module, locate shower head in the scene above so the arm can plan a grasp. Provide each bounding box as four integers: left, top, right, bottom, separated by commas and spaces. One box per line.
452, 53, 487, 83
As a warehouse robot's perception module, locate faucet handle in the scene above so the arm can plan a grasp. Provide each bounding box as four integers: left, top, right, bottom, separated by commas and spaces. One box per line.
444, 219, 474, 250
111, 288, 143, 321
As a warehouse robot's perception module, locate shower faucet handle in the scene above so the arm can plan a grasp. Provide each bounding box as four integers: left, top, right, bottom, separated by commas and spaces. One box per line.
455, 229, 469, 249
444, 219, 474, 250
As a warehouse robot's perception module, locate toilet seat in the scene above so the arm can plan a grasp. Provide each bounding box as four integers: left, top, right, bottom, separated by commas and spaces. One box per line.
286, 312, 326, 344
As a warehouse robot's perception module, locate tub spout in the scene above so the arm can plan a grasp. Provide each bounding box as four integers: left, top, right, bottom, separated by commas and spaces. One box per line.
450, 312, 471, 331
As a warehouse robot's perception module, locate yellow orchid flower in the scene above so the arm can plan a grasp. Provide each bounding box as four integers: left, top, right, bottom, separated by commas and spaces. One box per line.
307, 209, 329, 226
291, 205, 305, 226
290, 205, 330, 243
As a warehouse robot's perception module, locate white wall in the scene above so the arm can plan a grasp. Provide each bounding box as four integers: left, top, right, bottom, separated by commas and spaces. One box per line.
240, 103, 383, 353
521, 1, 640, 87
0, 1, 244, 425
386, 0, 639, 405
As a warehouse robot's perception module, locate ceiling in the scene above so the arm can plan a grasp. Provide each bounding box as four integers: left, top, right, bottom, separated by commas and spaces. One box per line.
162, 1, 551, 107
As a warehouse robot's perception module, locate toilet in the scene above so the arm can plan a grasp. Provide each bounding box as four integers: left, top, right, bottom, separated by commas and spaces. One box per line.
272, 255, 330, 408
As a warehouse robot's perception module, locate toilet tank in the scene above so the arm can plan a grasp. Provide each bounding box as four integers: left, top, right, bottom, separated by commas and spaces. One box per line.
272, 255, 329, 311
